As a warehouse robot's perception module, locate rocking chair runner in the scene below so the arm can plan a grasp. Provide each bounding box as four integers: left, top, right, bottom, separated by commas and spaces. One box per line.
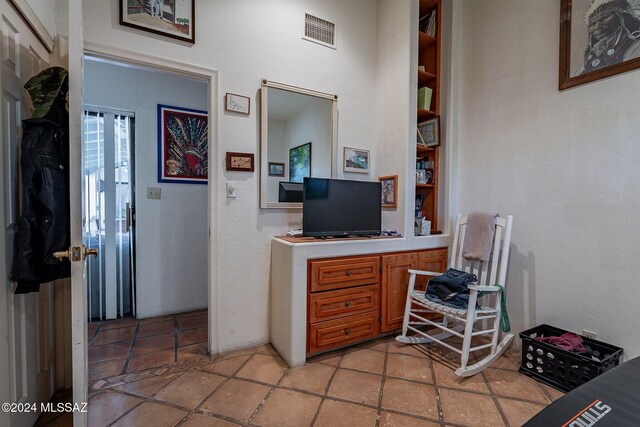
396, 214, 514, 377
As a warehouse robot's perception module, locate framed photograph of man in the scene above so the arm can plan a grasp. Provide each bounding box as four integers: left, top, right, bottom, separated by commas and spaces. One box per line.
120, 0, 195, 43
560, 0, 640, 90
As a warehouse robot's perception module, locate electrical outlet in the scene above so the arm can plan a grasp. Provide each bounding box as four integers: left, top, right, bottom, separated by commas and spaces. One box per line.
582, 330, 597, 339
226, 182, 237, 198
147, 187, 161, 200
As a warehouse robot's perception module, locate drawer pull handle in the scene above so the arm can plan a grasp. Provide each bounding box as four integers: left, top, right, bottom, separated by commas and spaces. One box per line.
344, 301, 352, 308
346, 270, 352, 276
343, 329, 350, 335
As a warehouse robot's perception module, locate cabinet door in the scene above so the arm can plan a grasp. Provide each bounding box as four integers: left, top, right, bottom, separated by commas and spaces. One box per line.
415, 248, 448, 291
381, 253, 418, 332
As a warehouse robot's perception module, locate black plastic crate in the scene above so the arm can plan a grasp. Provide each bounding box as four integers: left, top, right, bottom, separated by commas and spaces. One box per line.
518, 324, 623, 393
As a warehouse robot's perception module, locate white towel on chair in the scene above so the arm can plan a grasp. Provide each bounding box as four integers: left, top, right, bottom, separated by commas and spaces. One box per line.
462, 212, 498, 262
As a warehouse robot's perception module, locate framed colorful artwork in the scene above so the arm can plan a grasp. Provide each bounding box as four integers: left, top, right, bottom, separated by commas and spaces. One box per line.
157, 104, 208, 184
289, 142, 312, 183
120, 0, 195, 43
560, 0, 640, 89
226, 152, 255, 172
379, 175, 398, 208
268, 162, 285, 176
343, 147, 370, 173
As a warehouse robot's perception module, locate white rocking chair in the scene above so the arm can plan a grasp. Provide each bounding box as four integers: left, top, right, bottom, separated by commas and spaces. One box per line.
396, 214, 514, 377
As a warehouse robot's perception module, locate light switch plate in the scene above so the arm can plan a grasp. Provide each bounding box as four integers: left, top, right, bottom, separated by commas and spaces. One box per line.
147, 187, 161, 200
226, 182, 237, 198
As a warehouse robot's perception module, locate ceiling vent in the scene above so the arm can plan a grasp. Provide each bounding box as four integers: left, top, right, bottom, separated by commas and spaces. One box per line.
303, 13, 336, 49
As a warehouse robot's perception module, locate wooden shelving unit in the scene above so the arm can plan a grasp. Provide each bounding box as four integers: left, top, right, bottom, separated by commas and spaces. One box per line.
415, 0, 441, 235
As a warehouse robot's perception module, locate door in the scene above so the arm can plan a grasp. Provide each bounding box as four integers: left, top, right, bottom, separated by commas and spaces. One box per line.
83, 110, 135, 320
381, 252, 418, 332
0, 2, 55, 427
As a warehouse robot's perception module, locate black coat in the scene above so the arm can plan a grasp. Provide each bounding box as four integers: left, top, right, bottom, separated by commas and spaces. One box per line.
11, 100, 70, 293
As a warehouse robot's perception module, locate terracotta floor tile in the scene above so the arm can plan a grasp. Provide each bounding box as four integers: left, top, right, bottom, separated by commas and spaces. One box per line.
387, 341, 432, 358
89, 341, 132, 364
200, 355, 251, 377
279, 362, 335, 394
127, 349, 175, 373
178, 342, 209, 363
179, 327, 208, 346
178, 309, 207, 318
133, 333, 175, 355
439, 388, 505, 427
307, 351, 344, 367
200, 378, 270, 421
98, 317, 137, 331
380, 411, 440, 427
154, 370, 225, 409
87, 391, 142, 427
497, 397, 547, 426
140, 314, 175, 324
327, 369, 382, 406
111, 401, 187, 427
252, 388, 321, 426
381, 378, 438, 419
93, 327, 135, 346
386, 353, 434, 384
89, 359, 126, 381
255, 343, 280, 356
315, 399, 378, 427
180, 413, 241, 426
340, 348, 386, 375
236, 354, 288, 385
114, 373, 180, 398
492, 349, 522, 371
485, 368, 550, 404
432, 360, 490, 393
178, 313, 208, 330
44, 411, 73, 426
216, 347, 257, 360
137, 320, 175, 338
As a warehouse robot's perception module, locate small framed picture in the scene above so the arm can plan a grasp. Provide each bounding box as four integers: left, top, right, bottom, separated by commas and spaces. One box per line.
417, 117, 440, 147
268, 162, 285, 177
119, 0, 195, 43
226, 152, 254, 172
225, 93, 250, 115
424, 167, 434, 184
379, 175, 398, 208
343, 147, 370, 173
416, 169, 427, 184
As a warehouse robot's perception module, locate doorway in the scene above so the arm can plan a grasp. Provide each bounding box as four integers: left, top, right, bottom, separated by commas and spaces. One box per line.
82, 56, 211, 385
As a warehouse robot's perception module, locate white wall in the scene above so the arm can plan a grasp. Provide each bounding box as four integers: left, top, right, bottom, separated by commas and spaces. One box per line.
84, 59, 208, 318
455, 0, 640, 357
83, 0, 379, 351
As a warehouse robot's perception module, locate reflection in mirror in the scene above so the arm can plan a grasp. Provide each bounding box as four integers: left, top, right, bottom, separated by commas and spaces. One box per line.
260, 80, 337, 208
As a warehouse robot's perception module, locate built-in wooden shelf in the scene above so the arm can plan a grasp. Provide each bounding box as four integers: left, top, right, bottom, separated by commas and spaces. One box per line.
416, 183, 435, 189
416, 145, 436, 155
419, 31, 436, 50
417, 108, 436, 121
420, 0, 438, 15
418, 70, 436, 86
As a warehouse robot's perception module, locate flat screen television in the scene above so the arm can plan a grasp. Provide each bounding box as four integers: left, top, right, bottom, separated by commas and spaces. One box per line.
278, 182, 303, 202
303, 177, 381, 237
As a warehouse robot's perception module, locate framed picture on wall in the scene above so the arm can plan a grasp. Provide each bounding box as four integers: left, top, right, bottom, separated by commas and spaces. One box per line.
560, 0, 640, 90
225, 93, 250, 115
343, 147, 370, 173
379, 175, 398, 208
268, 162, 285, 177
226, 152, 255, 171
119, 0, 196, 43
289, 142, 312, 183
158, 104, 208, 184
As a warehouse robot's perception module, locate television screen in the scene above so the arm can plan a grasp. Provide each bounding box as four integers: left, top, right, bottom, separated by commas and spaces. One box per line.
303, 178, 381, 237
279, 182, 303, 202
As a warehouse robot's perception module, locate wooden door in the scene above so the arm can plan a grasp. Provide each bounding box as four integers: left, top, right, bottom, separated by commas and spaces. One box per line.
0, 3, 54, 426
381, 253, 417, 332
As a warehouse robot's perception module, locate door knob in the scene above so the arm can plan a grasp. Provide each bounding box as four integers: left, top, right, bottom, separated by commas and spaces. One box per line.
53, 249, 71, 261
83, 247, 98, 260
53, 245, 98, 262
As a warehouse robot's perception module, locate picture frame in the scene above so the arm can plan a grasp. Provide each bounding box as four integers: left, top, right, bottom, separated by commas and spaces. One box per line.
343, 147, 370, 173
417, 117, 440, 147
268, 162, 285, 177
560, 0, 640, 90
225, 93, 250, 115
157, 104, 208, 184
226, 152, 255, 172
379, 175, 398, 208
416, 169, 427, 184
289, 142, 312, 183
120, 0, 195, 44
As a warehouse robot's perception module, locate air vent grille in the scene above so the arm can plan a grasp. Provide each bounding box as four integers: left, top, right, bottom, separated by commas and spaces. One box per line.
304, 13, 336, 48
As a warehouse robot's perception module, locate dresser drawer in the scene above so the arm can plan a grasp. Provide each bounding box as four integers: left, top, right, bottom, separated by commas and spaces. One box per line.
308, 311, 378, 354
309, 284, 379, 323
309, 256, 381, 292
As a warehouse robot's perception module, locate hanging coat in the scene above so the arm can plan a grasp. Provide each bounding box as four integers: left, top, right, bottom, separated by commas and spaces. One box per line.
11, 67, 70, 294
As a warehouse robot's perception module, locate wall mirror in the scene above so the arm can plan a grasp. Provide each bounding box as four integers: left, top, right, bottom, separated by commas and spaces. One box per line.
260, 79, 338, 209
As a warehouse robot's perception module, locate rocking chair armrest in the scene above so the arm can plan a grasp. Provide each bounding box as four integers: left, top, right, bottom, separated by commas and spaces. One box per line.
467, 285, 501, 292
408, 269, 444, 277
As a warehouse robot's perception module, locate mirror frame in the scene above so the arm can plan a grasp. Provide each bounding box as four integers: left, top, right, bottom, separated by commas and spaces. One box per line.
260, 79, 338, 209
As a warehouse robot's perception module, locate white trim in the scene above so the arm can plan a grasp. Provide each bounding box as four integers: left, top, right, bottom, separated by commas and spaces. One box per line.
82, 42, 221, 355
9, 0, 54, 52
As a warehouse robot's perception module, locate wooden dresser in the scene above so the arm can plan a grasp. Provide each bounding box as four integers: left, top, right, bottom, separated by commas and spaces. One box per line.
306, 247, 447, 355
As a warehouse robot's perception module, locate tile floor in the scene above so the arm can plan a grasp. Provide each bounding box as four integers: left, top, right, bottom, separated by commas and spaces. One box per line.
87, 309, 208, 383
39, 318, 564, 426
